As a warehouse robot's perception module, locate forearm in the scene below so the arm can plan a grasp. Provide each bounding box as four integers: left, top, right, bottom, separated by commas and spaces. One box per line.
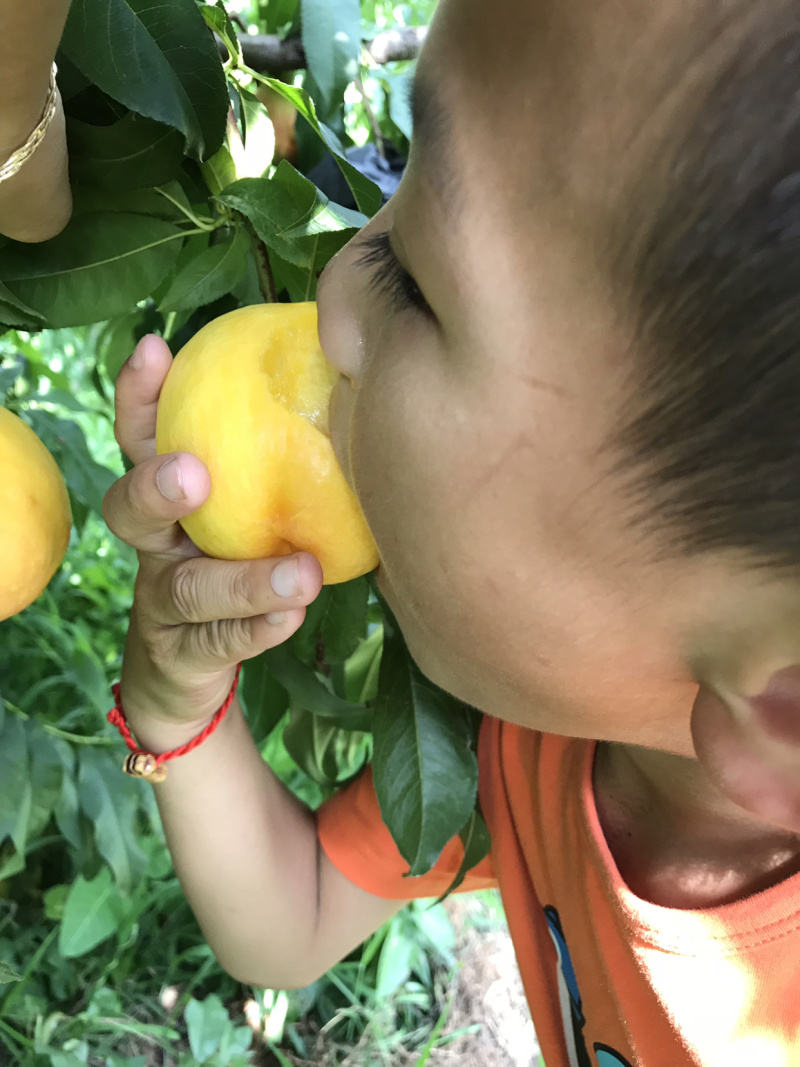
0, 0, 72, 241
0, 0, 72, 151
126, 693, 322, 990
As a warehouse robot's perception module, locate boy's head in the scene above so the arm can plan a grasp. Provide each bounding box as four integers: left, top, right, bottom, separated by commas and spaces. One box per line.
318, 0, 800, 830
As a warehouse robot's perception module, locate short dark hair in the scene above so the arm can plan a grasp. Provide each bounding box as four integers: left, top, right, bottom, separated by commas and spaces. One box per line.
604, 9, 800, 574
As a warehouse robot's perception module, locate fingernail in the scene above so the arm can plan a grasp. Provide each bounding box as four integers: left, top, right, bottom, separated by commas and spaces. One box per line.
157, 457, 185, 501
271, 558, 299, 597
128, 344, 145, 370
266, 612, 287, 625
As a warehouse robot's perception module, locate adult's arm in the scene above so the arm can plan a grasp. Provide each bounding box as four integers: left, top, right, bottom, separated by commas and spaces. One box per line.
0, 0, 73, 243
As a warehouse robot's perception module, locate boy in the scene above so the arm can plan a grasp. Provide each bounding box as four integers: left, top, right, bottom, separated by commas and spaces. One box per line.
104, 0, 800, 1063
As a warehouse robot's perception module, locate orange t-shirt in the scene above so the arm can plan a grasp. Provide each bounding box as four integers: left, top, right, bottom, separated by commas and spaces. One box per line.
316, 714, 800, 1066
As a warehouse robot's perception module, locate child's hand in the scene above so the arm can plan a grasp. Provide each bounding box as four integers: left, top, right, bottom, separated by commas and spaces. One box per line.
103, 333, 324, 735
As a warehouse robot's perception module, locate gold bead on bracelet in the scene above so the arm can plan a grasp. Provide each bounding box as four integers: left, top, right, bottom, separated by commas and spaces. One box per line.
123, 751, 169, 783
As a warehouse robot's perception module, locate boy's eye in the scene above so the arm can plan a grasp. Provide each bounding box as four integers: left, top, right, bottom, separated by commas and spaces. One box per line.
356, 231, 433, 318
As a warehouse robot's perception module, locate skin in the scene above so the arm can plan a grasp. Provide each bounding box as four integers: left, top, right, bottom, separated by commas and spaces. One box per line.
100, 0, 800, 918
27, 0, 800, 925
317, 0, 800, 907
0, 0, 73, 242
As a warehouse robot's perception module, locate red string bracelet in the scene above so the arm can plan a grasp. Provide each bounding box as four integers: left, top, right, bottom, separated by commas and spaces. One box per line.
107, 664, 242, 783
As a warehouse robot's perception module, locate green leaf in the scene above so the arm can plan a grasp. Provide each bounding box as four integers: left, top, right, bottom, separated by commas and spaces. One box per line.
375, 916, 414, 998
60, 0, 228, 160
301, 0, 361, 117
70, 181, 193, 222
434, 805, 492, 903
282, 708, 341, 785
25, 726, 65, 841
343, 625, 383, 704
219, 163, 363, 271
0, 280, 45, 328
372, 614, 479, 877
240, 653, 290, 746
260, 0, 299, 35
67, 112, 186, 191
0, 213, 184, 327
78, 749, 150, 893
185, 994, 231, 1062
87, 987, 124, 1017
381, 69, 414, 141
240, 76, 380, 216
235, 98, 277, 179
263, 644, 371, 729
0, 960, 23, 984
269, 250, 314, 302
0, 715, 31, 853
236, 87, 264, 151
218, 1025, 254, 1060
67, 641, 112, 716
200, 143, 239, 197
159, 228, 249, 313
24, 410, 116, 515
290, 578, 368, 665
46, 1053, 87, 1067
44, 883, 69, 921
0, 847, 25, 883
321, 578, 369, 663
60, 866, 126, 957
199, 1, 243, 65
54, 751, 82, 849
289, 586, 334, 662
410, 897, 456, 956
97, 311, 141, 382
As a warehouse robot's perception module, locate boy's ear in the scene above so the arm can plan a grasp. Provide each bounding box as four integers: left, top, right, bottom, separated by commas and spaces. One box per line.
691, 666, 800, 833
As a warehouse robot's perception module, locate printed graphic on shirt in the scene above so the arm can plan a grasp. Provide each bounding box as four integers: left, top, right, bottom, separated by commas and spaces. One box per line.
544, 906, 633, 1067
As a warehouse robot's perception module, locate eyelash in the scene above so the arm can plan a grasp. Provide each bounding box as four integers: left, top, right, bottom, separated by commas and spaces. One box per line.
356, 231, 433, 317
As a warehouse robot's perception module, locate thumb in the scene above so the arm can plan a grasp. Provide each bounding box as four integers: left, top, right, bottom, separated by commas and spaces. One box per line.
104, 451, 212, 558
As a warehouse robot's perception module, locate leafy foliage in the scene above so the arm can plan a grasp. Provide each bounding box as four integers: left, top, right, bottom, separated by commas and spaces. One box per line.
60, 0, 228, 160
0, 0, 495, 1062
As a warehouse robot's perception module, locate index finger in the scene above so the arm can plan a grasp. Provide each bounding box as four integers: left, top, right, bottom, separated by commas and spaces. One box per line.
114, 334, 174, 466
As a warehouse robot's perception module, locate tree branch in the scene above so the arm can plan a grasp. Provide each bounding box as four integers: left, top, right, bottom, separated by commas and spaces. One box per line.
240, 217, 277, 303
365, 27, 427, 65
220, 26, 428, 74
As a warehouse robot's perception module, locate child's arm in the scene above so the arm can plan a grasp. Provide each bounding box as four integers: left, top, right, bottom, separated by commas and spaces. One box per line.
104, 332, 408, 990
124, 689, 407, 990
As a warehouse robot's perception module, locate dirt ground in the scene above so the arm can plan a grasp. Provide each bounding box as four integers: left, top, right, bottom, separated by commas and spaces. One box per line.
423, 895, 540, 1067
259, 894, 541, 1067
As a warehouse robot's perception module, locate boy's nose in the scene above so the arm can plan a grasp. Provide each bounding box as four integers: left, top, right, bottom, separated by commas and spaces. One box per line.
316, 241, 367, 386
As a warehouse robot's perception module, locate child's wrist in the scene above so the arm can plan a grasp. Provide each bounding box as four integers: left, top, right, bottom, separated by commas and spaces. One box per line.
117, 690, 241, 759
116, 668, 241, 753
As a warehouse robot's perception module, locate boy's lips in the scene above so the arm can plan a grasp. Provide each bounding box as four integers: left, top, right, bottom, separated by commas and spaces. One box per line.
328, 375, 385, 590
330, 375, 390, 597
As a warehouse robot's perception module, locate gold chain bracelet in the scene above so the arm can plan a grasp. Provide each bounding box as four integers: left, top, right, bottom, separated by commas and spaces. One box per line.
0, 63, 59, 184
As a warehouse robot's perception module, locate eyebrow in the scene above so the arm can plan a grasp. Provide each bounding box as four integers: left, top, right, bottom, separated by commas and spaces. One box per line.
409, 69, 459, 215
